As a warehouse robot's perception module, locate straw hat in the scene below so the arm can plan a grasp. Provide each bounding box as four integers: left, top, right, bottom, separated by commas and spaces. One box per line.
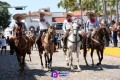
13, 14, 25, 20
39, 10, 46, 15
66, 11, 73, 16
85, 12, 96, 17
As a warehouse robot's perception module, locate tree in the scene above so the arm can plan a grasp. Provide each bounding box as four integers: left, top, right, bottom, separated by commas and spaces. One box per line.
0, 1, 11, 30
106, 0, 116, 22
57, 0, 77, 12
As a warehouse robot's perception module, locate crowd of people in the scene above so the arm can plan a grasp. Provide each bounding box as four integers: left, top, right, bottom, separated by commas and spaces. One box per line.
0, 11, 120, 55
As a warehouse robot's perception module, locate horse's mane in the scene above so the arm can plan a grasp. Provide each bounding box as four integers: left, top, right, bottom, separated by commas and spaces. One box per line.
96, 27, 104, 36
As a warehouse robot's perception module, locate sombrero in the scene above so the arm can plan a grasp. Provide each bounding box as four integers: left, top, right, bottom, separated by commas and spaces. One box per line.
66, 11, 73, 16
39, 10, 46, 15
85, 12, 96, 17
13, 14, 25, 20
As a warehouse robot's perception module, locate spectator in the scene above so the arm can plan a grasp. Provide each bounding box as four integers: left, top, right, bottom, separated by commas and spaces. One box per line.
57, 33, 62, 49
0, 35, 7, 55
111, 20, 118, 47
54, 33, 59, 51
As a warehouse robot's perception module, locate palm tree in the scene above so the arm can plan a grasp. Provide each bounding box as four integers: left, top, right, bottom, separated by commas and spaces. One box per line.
106, 0, 116, 22
57, 0, 76, 12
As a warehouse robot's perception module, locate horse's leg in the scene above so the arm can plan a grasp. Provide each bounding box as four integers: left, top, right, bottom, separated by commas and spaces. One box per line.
68, 49, 73, 70
99, 49, 104, 70
63, 50, 69, 66
96, 49, 101, 66
44, 52, 47, 68
49, 51, 53, 71
76, 47, 81, 71
39, 50, 44, 69
21, 53, 26, 73
90, 47, 94, 66
83, 43, 89, 66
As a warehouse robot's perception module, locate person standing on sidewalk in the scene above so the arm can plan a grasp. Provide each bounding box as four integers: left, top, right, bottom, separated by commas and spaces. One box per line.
0, 35, 7, 55
111, 20, 118, 47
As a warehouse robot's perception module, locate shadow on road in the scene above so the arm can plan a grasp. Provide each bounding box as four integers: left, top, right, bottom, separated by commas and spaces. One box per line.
0, 54, 48, 80
52, 64, 120, 72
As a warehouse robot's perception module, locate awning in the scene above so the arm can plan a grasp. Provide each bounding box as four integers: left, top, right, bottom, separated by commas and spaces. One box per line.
52, 17, 65, 22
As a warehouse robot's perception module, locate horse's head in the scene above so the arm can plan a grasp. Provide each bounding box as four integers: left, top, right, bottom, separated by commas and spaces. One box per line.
72, 23, 80, 35
16, 27, 22, 38
97, 27, 110, 41
47, 26, 55, 44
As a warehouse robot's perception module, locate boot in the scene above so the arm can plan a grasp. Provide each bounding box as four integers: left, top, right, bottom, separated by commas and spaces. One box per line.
63, 37, 67, 49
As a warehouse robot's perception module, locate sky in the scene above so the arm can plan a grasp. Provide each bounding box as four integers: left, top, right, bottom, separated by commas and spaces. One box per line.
1, 0, 65, 14
1, 0, 65, 26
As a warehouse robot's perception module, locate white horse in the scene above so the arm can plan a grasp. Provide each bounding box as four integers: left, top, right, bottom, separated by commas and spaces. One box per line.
63, 23, 82, 71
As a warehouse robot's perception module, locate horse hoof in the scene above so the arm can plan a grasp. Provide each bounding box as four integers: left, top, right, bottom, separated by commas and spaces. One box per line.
41, 66, 44, 69
92, 64, 94, 67
67, 63, 69, 66
96, 63, 100, 66
86, 64, 89, 66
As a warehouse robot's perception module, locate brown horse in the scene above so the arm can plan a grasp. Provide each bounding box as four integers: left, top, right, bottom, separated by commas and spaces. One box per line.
37, 27, 55, 71
83, 27, 111, 69
9, 27, 29, 73
28, 35, 36, 50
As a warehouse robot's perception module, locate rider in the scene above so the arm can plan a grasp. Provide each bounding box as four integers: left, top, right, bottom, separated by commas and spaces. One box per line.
12, 14, 31, 54
63, 11, 73, 49
30, 10, 50, 47
86, 14, 99, 47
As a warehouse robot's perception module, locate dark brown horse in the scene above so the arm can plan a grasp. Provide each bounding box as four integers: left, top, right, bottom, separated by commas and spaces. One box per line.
9, 27, 28, 73
83, 27, 111, 69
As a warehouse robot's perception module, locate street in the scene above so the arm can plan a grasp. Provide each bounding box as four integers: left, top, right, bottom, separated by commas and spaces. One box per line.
0, 46, 120, 80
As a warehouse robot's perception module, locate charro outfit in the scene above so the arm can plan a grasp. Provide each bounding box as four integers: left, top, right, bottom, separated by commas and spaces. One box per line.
13, 21, 32, 54
86, 18, 99, 45
31, 18, 50, 46
63, 19, 73, 48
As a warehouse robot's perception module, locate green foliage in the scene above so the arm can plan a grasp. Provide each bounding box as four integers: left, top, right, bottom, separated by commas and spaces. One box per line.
0, 1, 11, 30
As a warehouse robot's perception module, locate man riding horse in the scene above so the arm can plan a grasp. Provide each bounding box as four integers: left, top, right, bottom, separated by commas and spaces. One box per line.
63, 11, 73, 49
12, 14, 31, 54
29, 10, 50, 49
86, 13, 99, 47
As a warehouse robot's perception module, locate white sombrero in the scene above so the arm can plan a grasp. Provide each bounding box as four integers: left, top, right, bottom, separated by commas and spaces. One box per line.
39, 10, 46, 15
13, 14, 25, 20
66, 11, 73, 16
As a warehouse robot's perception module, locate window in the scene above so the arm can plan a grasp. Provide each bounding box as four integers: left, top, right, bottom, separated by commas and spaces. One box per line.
55, 23, 63, 30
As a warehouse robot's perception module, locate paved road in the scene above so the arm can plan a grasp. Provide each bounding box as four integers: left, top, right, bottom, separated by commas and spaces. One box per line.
0, 47, 120, 80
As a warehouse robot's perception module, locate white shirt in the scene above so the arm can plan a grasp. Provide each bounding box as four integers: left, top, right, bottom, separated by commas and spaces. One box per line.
86, 18, 99, 30
63, 19, 73, 32
31, 19, 49, 30
0, 38, 7, 46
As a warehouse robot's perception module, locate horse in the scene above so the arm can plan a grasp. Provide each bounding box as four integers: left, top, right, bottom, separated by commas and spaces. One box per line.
42, 27, 55, 71
28, 35, 36, 50
63, 23, 82, 71
36, 27, 55, 71
83, 27, 111, 69
9, 27, 28, 73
